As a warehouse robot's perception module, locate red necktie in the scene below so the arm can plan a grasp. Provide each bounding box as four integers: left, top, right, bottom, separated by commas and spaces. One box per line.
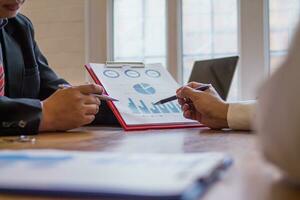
0, 64, 4, 96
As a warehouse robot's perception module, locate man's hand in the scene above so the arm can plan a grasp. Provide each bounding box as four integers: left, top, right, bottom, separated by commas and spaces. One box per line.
176, 82, 229, 129
39, 84, 103, 132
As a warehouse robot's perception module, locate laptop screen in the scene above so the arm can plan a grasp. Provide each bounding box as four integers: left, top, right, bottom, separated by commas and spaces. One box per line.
188, 56, 239, 100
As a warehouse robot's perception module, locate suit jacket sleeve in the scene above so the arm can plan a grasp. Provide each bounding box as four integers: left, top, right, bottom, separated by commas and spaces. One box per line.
0, 96, 42, 136
0, 15, 67, 136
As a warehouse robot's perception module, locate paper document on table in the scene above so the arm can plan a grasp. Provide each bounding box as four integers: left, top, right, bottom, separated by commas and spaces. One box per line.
86, 63, 202, 130
0, 150, 232, 199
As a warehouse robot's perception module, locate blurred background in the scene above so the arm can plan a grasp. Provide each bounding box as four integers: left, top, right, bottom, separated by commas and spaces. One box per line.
21, 0, 300, 100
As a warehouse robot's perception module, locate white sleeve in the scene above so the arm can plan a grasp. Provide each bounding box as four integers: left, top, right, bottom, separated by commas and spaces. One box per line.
227, 101, 256, 130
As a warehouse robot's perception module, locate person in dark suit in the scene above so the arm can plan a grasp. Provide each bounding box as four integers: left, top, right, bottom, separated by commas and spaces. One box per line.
0, 0, 108, 135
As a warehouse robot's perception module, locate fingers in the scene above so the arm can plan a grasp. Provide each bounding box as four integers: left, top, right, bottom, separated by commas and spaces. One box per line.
83, 95, 101, 106
180, 103, 196, 120
176, 86, 184, 94
82, 104, 99, 125
178, 97, 185, 106
84, 104, 100, 115
188, 82, 212, 89
177, 86, 204, 101
187, 82, 204, 89
183, 110, 199, 121
183, 110, 193, 119
82, 115, 96, 125
76, 84, 103, 95
180, 102, 189, 111
177, 82, 203, 93
177, 82, 209, 99
176, 82, 208, 98
59, 85, 102, 105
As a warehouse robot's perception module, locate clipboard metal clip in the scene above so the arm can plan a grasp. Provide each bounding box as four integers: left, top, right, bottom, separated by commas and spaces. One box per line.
105, 61, 145, 68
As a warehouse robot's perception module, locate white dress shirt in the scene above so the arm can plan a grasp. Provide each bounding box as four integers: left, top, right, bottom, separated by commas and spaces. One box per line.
223, 23, 300, 183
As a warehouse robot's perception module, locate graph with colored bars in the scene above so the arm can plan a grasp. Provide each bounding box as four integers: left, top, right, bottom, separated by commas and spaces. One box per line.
128, 98, 181, 114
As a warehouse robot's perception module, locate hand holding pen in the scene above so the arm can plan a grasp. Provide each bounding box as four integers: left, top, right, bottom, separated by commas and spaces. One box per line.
39, 84, 106, 132
58, 84, 118, 102
176, 82, 229, 129
154, 84, 210, 105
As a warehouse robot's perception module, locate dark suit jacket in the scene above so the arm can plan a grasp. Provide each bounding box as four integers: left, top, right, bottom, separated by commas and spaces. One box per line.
0, 14, 118, 136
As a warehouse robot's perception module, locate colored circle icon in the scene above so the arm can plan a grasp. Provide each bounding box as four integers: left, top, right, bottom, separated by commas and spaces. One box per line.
103, 70, 120, 78
145, 69, 161, 78
133, 83, 156, 95
125, 70, 140, 78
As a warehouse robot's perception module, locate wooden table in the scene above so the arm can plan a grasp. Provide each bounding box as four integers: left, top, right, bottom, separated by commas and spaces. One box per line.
0, 126, 299, 200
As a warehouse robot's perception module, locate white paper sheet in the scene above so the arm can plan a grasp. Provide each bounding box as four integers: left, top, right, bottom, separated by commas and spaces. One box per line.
90, 63, 197, 126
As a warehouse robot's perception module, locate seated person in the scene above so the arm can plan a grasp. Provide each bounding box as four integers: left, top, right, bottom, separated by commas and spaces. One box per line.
177, 21, 300, 182
257, 22, 300, 183
0, 0, 114, 135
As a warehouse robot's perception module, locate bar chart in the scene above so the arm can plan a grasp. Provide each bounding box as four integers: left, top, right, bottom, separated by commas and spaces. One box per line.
128, 98, 181, 115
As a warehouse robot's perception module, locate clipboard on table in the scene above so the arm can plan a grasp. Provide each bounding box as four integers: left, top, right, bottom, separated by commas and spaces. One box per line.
85, 62, 204, 131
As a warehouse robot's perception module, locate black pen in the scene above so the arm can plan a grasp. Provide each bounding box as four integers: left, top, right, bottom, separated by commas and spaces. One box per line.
154, 85, 210, 105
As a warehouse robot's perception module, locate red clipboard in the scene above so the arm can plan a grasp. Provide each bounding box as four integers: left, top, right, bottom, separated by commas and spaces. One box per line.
85, 64, 204, 131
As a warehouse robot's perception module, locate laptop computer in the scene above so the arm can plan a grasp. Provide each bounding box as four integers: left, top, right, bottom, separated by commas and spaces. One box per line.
188, 56, 239, 100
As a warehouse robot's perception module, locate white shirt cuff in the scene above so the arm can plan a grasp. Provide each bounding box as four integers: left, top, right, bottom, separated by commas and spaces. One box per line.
227, 101, 256, 130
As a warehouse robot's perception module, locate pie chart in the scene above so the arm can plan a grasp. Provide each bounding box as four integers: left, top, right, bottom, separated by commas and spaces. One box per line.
133, 83, 156, 95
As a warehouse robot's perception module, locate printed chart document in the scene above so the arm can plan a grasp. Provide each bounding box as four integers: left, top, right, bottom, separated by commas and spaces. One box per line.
85, 63, 203, 130
0, 150, 232, 200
